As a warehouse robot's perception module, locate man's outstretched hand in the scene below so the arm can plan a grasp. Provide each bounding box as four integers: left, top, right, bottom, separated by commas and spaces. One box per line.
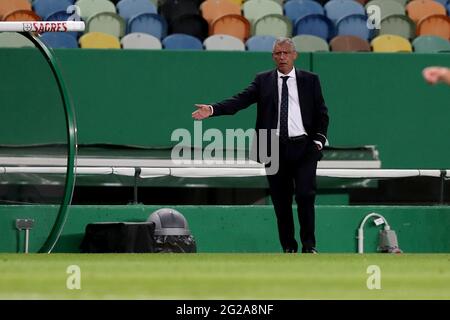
192, 104, 212, 120
422, 66, 450, 85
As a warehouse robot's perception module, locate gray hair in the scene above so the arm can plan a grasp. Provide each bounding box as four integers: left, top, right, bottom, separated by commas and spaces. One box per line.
272, 37, 297, 52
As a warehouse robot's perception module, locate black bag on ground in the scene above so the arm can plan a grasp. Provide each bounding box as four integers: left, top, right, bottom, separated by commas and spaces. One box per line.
80, 222, 156, 253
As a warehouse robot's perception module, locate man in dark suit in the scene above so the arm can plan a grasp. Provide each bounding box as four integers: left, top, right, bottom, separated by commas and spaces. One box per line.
192, 37, 329, 253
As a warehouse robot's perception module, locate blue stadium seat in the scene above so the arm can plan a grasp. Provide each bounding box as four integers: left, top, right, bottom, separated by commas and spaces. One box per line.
294, 14, 335, 41
246, 35, 277, 51
45, 10, 80, 39
283, 0, 324, 23
117, 0, 157, 22
33, 0, 73, 20
336, 14, 373, 41
162, 33, 203, 50
127, 13, 168, 39
39, 32, 79, 48
324, 0, 365, 24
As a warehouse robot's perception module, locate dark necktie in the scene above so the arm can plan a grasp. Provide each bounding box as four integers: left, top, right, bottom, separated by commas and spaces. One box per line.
279, 76, 290, 142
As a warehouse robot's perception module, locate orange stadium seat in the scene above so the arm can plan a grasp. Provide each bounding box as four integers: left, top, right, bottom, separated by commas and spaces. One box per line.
406, 0, 446, 24
211, 14, 250, 42
200, 0, 241, 26
0, 0, 31, 20
416, 14, 450, 40
3, 10, 41, 22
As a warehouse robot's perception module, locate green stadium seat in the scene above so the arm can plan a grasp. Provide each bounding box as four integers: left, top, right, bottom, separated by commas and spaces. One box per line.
380, 14, 416, 40
253, 14, 292, 38
365, 0, 405, 20
242, 0, 283, 25
0, 32, 34, 47
292, 34, 329, 52
86, 12, 126, 39
412, 35, 450, 52
74, 0, 116, 21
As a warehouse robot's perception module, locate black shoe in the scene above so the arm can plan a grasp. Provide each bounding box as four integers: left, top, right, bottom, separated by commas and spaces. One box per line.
302, 247, 318, 254
283, 248, 297, 253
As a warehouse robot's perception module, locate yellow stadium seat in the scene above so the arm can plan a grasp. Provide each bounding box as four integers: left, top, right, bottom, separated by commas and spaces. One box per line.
79, 32, 121, 49
371, 34, 412, 52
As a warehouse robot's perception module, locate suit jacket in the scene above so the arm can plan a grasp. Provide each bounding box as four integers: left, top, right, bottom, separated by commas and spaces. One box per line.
211, 68, 329, 162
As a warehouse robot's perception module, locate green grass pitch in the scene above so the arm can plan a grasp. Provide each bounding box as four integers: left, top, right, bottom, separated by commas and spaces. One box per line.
0, 253, 448, 299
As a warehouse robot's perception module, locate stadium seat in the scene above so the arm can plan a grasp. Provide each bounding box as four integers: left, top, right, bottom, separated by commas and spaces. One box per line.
291, 34, 329, 52
0, 32, 34, 47
210, 14, 250, 42
406, 0, 446, 24
283, 0, 324, 23
365, 0, 405, 20
79, 31, 121, 48
159, 0, 200, 25
44, 10, 80, 39
32, 0, 72, 20
200, 0, 241, 26
416, 14, 450, 40
74, 0, 116, 21
294, 14, 335, 41
3, 10, 40, 21
170, 14, 209, 41
371, 34, 412, 52
39, 32, 79, 48
128, 13, 168, 39
253, 14, 293, 38
116, 0, 157, 22
245, 35, 276, 51
242, 0, 283, 25
391, 0, 408, 5
45, 10, 72, 22
324, 0, 365, 24
120, 32, 162, 49
203, 34, 245, 50
330, 35, 371, 52
336, 14, 373, 41
162, 33, 203, 50
379, 14, 416, 40
412, 35, 450, 52
86, 12, 126, 38
434, 0, 449, 8
0, 0, 31, 20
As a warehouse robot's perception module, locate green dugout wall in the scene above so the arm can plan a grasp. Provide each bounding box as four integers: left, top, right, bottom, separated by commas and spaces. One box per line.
1, 205, 449, 253
0, 50, 449, 168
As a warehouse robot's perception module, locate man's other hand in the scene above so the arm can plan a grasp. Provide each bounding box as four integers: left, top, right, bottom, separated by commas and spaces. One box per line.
192, 104, 212, 120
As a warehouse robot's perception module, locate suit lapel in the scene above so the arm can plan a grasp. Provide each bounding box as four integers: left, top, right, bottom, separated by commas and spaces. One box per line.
271, 69, 278, 108
296, 69, 308, 115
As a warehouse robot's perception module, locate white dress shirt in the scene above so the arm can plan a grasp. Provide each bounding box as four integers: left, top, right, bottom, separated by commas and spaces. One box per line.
276, 68, 307, 138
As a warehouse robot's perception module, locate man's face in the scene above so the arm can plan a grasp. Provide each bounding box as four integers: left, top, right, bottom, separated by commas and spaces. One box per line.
272, 43, 298, 75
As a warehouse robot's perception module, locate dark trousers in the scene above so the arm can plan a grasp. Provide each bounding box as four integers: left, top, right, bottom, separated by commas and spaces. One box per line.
266, 136, 320, 252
